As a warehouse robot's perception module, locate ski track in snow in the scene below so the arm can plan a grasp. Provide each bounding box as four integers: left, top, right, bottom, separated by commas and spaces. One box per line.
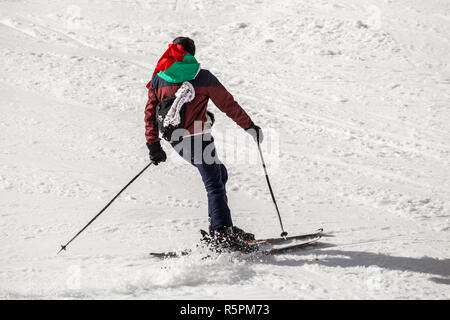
0, 0, 449, 299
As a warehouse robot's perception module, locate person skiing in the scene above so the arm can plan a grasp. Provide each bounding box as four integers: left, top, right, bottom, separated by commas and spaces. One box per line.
144, 37, 263, 252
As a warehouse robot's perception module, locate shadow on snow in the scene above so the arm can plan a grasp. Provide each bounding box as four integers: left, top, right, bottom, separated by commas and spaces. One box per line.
264, 243, 450, 285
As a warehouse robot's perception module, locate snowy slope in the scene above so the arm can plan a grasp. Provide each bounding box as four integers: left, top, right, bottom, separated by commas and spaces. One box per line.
0, 0, 449, 299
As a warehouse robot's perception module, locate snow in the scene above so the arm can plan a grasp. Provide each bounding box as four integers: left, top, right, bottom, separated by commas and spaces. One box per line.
1, 0, 450, 299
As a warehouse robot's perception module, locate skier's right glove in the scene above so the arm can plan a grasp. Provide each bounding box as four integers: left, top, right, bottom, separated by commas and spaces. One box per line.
146, 141, 167, 165
246, 122, 264, 144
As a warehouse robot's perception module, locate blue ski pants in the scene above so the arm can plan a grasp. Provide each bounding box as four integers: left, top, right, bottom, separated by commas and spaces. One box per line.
171, 134, 232, 230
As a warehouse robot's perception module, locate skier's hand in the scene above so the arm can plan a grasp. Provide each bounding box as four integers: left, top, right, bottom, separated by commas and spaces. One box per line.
246, 122, 263, 144
206, 110, 215, 126
147, 141, 167, 165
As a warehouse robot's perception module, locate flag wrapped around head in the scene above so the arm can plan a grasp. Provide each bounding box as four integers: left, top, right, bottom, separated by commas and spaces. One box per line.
146, 44, 200, 88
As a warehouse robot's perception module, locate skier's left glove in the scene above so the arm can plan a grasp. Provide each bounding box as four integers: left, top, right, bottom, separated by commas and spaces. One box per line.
147, 141, 167, 165
246, 122, 264, 144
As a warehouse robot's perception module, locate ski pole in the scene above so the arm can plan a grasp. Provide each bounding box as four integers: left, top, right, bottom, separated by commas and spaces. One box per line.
58, 162, 153, 254
256, 141, 288, 238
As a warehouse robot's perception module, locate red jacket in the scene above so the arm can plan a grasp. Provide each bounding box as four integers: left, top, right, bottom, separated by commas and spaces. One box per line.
144, 69, 252, 144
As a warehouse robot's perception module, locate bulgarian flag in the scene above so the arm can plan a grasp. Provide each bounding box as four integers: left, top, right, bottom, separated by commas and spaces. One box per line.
146, 44, 200, 88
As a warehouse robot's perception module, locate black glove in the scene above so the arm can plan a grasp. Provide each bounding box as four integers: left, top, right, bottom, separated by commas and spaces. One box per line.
146, 141, 167, 165
246, 122, 263, 144
206, 110, 215, 126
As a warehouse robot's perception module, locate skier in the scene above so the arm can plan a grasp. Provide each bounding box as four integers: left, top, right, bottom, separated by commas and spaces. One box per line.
144, 37, 263, 252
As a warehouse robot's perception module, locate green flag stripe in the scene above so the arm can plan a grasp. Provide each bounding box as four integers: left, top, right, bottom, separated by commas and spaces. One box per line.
157, 54, 200, 83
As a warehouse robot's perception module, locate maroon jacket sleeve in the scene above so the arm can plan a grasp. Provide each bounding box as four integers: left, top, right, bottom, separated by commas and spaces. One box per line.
207, 77, 252, 130
144, 87, 160, 144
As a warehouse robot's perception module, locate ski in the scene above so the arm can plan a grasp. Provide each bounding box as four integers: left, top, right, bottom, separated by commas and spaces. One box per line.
149, 249, 192, 258
247, 228, 324, 245
150, 237, 321, 259
149, 229, 325, 259
261, 235, 322, 255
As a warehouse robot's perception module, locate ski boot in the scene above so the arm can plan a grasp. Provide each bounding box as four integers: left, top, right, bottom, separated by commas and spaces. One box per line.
208, 224, 255, 241
201, 226, 258, 253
